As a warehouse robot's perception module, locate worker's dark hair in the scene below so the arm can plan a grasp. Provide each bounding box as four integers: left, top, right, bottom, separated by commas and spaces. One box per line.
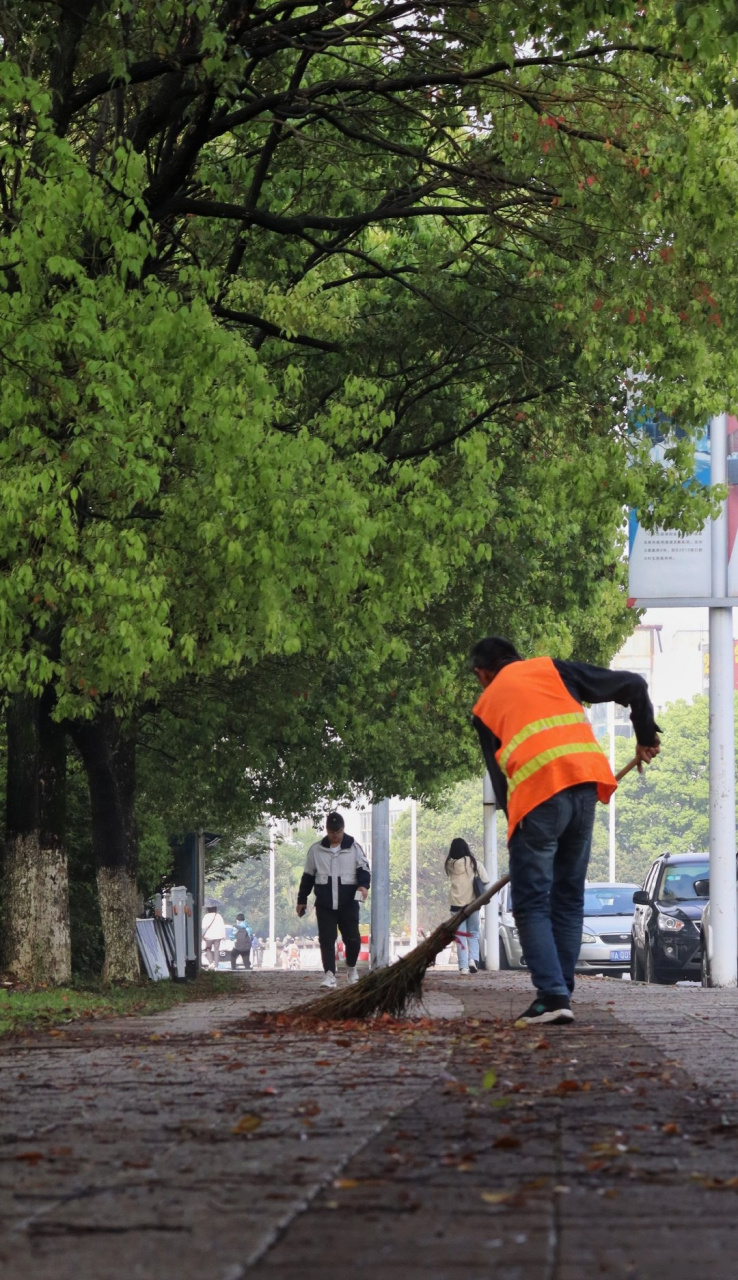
326, 811, 345, 831
469, 636, 522, 672
445, 837, 478, 875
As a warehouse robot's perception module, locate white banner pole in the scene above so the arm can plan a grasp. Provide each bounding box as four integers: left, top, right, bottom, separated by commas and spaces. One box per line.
483, 772, 499, 969
608, 699, 616, 882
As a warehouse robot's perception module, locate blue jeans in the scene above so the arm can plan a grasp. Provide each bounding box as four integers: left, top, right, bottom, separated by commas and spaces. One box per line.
508, 784, 597, 998
454, 910, 480, 970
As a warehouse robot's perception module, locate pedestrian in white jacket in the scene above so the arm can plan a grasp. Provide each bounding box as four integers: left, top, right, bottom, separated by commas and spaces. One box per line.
201, 905, 226, 971
445, 838, 489, 974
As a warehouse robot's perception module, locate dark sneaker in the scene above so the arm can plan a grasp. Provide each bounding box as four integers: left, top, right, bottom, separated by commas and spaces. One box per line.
514, 995, 573, 1028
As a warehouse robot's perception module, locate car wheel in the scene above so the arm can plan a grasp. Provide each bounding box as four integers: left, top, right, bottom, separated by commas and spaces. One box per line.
701, 944, 712, 989
630, 944, 644, 982
498, 941, 511, 970
644, 946, 662, 985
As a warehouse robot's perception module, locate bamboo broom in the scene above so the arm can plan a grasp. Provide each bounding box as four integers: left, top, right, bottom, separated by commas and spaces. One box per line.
301, 757, 640, 1021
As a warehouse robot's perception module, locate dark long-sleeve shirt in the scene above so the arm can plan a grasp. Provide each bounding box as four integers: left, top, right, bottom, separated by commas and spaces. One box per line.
473, 659, 661, 818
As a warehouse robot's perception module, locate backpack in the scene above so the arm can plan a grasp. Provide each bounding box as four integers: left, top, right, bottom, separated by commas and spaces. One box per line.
234, 921, 252, 951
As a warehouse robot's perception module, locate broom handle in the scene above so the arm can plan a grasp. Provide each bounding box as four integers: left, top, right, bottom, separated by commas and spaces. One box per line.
452, 756, 640, 925
614, 755, 639, 783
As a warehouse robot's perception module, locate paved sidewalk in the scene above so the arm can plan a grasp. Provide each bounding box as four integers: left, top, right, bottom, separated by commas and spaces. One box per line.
2, 971, 738, 1279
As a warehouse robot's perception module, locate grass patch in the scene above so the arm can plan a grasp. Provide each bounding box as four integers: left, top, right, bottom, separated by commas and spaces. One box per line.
0, 971, 238, 1036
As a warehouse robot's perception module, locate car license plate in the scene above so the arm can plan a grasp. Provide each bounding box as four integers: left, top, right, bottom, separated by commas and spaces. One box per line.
610, 948, 630, 962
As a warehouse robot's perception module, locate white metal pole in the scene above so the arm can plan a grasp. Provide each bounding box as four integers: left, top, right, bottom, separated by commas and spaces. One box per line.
709, 411, 737, 987
266, 823, 276, 969
410, 799, 418, 948
608, 698, 616, 882
483, 773, 499, 969
370, 798, 391, 968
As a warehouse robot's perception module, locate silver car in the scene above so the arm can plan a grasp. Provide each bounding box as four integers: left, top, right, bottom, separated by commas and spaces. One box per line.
498, 880, 637, 974
578, 882, 639, 974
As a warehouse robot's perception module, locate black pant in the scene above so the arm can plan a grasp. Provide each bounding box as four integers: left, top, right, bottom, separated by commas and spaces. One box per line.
316, 901, 361, 973
230, 950, 251, 970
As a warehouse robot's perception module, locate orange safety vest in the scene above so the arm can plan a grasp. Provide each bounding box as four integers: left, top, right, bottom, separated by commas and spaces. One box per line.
473, 656, 617, 837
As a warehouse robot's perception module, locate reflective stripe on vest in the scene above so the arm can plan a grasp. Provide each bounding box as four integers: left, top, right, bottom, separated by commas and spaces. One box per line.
507, 739, 605, 795
498, 711, 588, 773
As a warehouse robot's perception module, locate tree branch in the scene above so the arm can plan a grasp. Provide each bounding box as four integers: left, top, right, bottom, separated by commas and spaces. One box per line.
214, 304, 342, 351
386, 383, 570, 462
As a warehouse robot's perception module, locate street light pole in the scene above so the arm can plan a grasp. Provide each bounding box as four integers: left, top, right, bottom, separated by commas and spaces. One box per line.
410, 799, 418, 948
709, 412, 737, 987
267, 822, 276, 969
371, 798, 391, 968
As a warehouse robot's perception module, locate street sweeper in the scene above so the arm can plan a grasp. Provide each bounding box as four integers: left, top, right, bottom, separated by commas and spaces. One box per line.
470, 636, 661, 1027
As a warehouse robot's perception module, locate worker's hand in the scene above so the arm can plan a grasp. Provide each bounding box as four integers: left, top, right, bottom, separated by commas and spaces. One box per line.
356, 886, 368, 901
636, 736, 661, 772
296, 903, 307, 917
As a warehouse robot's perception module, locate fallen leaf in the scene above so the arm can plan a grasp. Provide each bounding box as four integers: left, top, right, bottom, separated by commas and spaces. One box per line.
232, 1114, 262, 1135
493, 1135, 521, 1150
15, 1152, 44, 1163
555, 1079, 580, 1094
482, 1070, 497, 1090
481, 1190, 514, 1205
334, 1178, 359, 1189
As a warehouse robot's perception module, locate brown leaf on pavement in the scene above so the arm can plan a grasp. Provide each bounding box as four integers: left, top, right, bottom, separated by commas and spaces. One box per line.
232, 1114, 262, 1135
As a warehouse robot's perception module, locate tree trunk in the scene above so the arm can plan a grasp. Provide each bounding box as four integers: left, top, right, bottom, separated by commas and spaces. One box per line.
70, 711, 140, 983
3, 690, 71, 984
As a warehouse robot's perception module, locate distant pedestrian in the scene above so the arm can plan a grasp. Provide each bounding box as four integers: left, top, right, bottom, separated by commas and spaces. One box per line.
251, 934, 263, 968
201, 903, 226, 971
445, 838, 489, 974
230, 914, 252, 971
297, 812, 370, 988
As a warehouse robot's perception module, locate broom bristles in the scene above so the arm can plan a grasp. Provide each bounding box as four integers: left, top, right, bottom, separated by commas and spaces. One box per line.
300, 872, 511, 1021
300, 758, 640, 1022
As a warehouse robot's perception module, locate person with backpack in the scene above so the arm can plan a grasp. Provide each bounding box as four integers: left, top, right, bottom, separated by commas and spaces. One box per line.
230, 914, 252, 971
444, 838, 490, 974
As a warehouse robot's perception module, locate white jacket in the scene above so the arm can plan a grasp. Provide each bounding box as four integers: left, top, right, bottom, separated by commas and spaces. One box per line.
298, 834, 371, 910
446, 856, 489, 909
201, 911, 226, 942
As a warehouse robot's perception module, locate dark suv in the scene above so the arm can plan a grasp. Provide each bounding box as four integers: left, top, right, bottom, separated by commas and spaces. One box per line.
630, 852, 708, 984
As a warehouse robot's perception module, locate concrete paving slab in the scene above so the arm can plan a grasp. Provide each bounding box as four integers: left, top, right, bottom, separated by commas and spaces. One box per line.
3, 969, 738, 1278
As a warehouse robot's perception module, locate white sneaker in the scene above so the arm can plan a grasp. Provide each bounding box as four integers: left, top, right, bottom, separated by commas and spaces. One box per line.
320, 971, 337, 988
346, 966, 359, 985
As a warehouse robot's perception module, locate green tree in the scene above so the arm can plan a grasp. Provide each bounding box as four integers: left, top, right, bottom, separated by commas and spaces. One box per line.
1, 1, 734, 983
